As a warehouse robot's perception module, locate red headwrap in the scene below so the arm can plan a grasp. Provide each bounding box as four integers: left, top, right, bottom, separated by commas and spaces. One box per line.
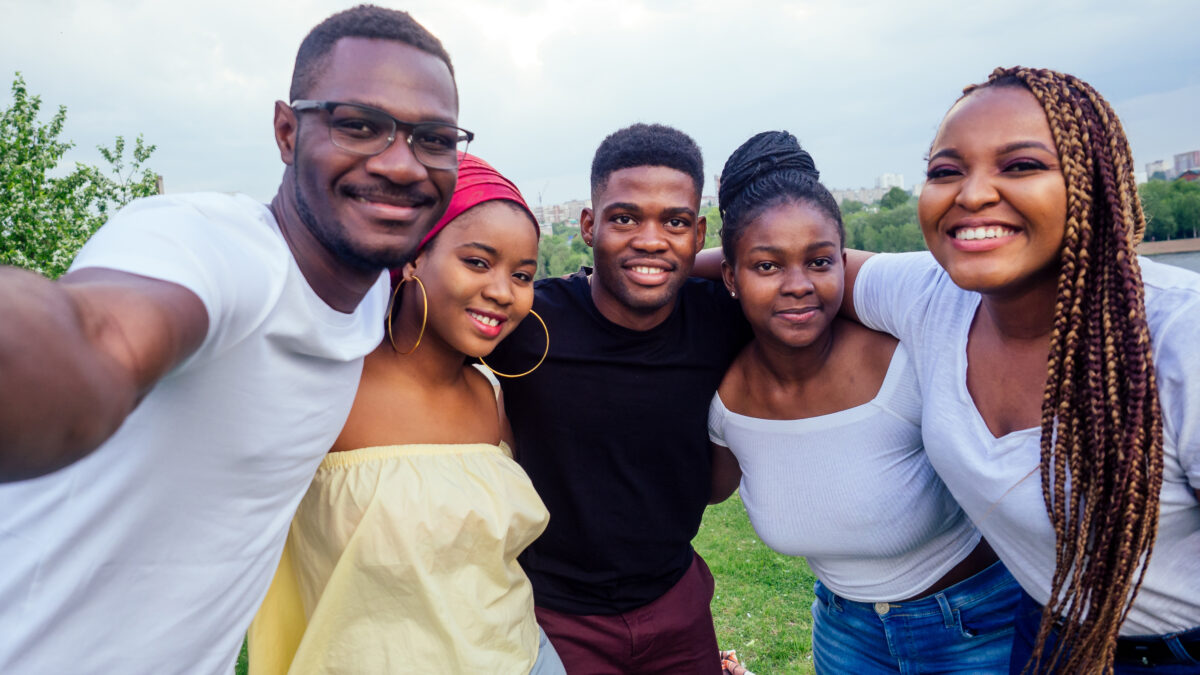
417, 151, 538, 251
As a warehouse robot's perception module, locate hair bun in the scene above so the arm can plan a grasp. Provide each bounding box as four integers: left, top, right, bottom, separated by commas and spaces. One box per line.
718, 130, 819, 210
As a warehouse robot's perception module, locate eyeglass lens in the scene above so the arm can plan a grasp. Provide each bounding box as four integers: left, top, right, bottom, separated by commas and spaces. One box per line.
326, 104, 467, 169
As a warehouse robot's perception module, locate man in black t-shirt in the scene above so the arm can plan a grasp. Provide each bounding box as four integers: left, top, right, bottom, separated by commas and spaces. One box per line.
486, 124, 749, 674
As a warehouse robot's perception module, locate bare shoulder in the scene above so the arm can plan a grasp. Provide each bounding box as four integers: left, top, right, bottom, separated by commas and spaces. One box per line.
832, 318, 899, 379
715, 343, 754, 411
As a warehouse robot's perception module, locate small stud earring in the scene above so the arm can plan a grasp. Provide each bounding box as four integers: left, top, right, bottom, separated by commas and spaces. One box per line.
730, 291, 737, 299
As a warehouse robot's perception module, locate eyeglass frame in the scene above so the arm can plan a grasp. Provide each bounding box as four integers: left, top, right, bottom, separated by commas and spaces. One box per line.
289, 99, 474, 170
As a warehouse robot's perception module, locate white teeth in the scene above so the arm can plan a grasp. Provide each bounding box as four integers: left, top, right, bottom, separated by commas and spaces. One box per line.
468, 311, 500, 327
632, 266, 665, 275
954, 226, 1013, 241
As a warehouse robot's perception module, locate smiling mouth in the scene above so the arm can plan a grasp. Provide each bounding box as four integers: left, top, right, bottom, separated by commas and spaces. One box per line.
630, 265, 668, 276
345, 185, 435, 210
467, 310, 504, 328
952, 225, 1017, 241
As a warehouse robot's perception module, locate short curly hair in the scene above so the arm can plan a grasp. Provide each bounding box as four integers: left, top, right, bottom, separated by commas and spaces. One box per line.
590, 123, 704, 199
289, 5, 455, 102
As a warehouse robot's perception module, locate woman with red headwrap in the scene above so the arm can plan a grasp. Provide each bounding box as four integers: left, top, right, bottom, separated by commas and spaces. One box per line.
248, 154, 564, 674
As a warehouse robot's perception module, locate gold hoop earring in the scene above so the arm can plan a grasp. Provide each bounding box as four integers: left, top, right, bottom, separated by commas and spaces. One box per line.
479, 309, 549, 378
387, 275, 428, 355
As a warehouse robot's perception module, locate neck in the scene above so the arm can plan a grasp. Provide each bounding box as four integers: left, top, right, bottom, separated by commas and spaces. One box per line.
977, 277, 1058, 341
270, 174, 381, 313
748, 320, 838, 386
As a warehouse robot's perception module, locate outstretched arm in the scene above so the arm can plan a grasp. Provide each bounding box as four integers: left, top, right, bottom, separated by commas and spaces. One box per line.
0, 266, 207, 481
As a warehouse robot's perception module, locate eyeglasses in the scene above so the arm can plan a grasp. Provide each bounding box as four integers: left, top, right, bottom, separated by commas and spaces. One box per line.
290, 100, 474, 170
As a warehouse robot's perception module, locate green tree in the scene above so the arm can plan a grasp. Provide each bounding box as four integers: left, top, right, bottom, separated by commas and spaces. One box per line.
702, 205, 722, 250
879, 186, 910, 210
537, 229, 592, 279
1140, 179, 1200, 241
841, 199, 866, 215
844, 202, 926, 253
1, 73, 158, 278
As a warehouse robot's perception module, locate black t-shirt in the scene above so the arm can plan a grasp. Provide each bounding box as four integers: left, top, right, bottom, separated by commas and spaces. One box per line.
487, 269, 750, 614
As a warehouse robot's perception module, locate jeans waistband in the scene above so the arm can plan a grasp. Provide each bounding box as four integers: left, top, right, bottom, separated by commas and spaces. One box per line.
817, 560, 1014, 616
1114, 625, 1200, 666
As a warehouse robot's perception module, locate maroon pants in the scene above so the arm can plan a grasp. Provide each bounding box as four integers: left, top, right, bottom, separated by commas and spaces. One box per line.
535, 553, 722, 675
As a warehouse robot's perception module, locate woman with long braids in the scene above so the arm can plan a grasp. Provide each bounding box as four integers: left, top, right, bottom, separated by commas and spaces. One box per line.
248, 154, 565, 674
846, 67, 1200, 672
708, 130, 1021, 673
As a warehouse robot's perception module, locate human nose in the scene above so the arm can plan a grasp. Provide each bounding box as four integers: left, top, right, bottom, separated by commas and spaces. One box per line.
481, 272, 515, 306
954, 168, 1000, 212
630, 222, 669, 253
363, 131, 431, 185
779, 266, 814, 297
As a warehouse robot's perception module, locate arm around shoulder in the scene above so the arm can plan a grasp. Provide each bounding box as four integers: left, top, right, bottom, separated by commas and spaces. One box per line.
710, 442, 742, 504
840, 249, 875, 323
0, 266, 207, 481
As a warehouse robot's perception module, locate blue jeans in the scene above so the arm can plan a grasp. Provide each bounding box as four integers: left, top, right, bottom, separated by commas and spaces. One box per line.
811, 560, 1020, 674
1010, 588, 1200, 674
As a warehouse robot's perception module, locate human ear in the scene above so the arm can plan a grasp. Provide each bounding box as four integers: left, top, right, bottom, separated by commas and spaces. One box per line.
403, 256, 421, 280
694, 215, 708, 253
721, 259, 737, 298
273, 100, 298, 165
580, 208, 595, 246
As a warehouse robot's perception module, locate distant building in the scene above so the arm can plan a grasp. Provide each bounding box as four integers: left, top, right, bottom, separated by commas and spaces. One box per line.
1179, 169, 1200, 183
1146, 159, 1175, 180
534, 199, 591, 226
1175, 150, 1200, 175
876, 173, 904, 190
562, 200, 590, 223
701, 195, 718, 208
830, 186, 888, 206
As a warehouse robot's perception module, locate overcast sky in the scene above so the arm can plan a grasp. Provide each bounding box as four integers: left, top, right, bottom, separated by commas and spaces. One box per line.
4, 0, 1199, 207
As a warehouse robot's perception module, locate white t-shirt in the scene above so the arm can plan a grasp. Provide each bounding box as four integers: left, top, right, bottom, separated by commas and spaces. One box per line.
708, 344, 981, 602
855, 251, 1200, 635
0, 193, 389, 673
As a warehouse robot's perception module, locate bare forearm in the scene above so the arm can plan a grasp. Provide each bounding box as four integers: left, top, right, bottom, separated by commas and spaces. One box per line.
0, 266, 206, 481
0, 267, 137, 480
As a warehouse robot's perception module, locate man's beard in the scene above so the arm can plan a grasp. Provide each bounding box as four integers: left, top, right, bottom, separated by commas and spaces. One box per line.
293, 179, 418, 272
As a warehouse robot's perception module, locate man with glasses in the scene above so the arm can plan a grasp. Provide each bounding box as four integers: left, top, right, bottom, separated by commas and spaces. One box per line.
0, 6, 466, 673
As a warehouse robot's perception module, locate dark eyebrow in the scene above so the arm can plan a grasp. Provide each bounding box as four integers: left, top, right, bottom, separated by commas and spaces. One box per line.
459, 241, 498, 256
998, 140, 1056, 155
661, 207, 697, 219
747, 241, 838, 256
460, 242, 537, 268
603, 202, 642, 215
929, 140, 1056, 163
345, 98, 457, 126
928, 148, 963, 162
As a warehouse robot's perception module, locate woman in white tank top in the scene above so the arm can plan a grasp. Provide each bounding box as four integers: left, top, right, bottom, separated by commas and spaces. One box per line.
707, 131, 1020, 674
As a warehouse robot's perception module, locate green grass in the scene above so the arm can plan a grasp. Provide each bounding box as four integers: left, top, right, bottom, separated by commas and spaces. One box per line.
695, 493, 818, 674
235, 492, 815, 675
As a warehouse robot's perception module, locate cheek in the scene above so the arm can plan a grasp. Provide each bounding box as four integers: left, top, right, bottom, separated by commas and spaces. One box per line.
916, 189, 946, 236
1031, 181, 1068, 241
735, 273, 774, 308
